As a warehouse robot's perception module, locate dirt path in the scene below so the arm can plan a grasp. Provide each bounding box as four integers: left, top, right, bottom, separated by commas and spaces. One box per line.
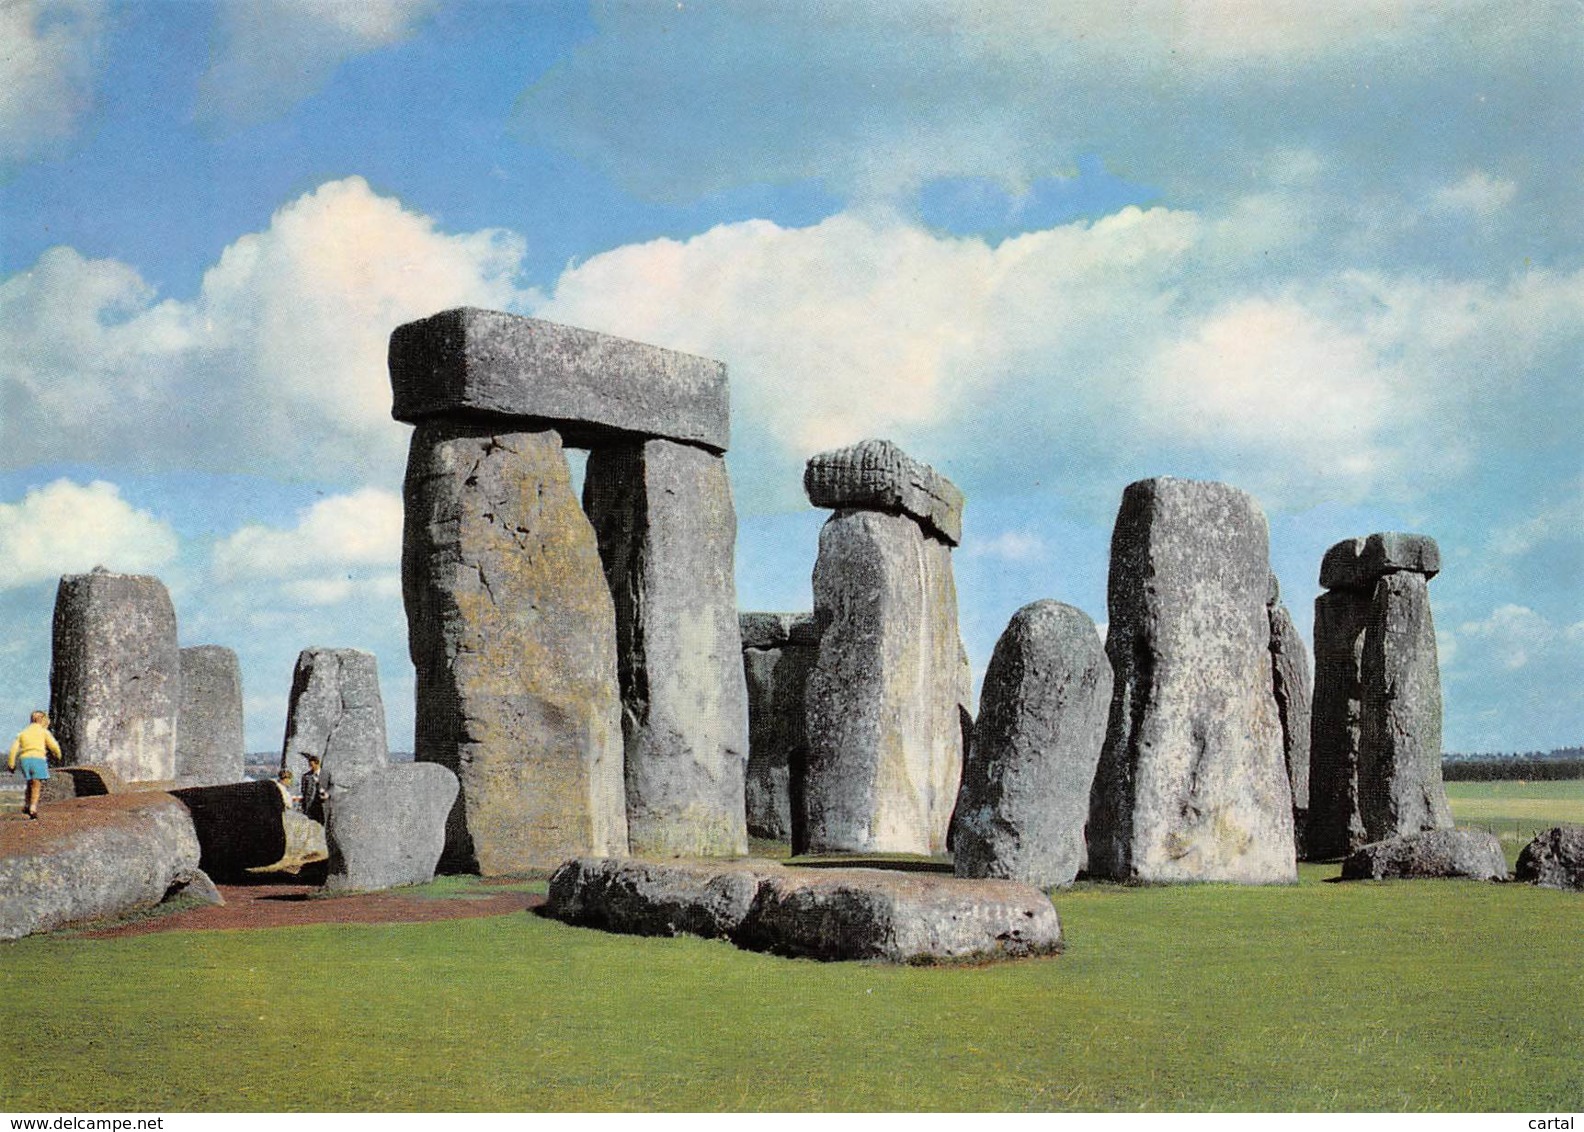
85, 881, 545, 938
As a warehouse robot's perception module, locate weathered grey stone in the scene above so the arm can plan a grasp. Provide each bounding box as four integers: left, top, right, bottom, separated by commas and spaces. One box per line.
1088, 478, 1297, 884
1339, 829, 1507, 881
0, 792, 202, 940
1268, 596, 1313, 838
736, 869, 1063, 963
803, 439, 965, 546
741, 635, 818, 843
324, 762, 459, 891
584, 440, 749, 857
953, 600, 1112, 888
802, 510, 967, 855
166, 868, 224, 907
1306, 588, 1371, 859
39, 764, 123, 803
403, 422, 628, 874
1358, 572, 1452, 842
1320, 532, 1441, 591
169, 779, 289, 882
738, 611, 822, 651
544, 857, 786, 939
280, 648, 388, 785
1515, 826, 1584, 891
48, 570, 181, 783
176, 646, 244, 786
389, 307, 730, 452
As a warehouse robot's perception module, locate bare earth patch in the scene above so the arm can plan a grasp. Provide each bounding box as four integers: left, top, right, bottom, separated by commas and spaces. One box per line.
83, 881, 544, 938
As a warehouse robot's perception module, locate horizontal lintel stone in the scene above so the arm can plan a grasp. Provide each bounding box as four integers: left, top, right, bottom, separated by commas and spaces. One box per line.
739, 611, 822, 651
389, 307, 730, 453
1320, 532, 1441, 590
803, 439, 964, 545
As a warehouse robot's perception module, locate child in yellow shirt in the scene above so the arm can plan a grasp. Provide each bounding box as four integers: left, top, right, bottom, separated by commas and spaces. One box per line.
8, 711, 62, 819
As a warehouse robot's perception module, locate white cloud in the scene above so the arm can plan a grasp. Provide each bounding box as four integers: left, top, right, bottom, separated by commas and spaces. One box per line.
1430, 172, 1518, 220
0, 176, 530, 482
198, 0, 437, 126
212, 489, 401, 609
0, 480, 178, 590
536, 206, 1200, 459
967, 531, 1047, 562
1456, 604, 1559, 671
0, 0, 103, 167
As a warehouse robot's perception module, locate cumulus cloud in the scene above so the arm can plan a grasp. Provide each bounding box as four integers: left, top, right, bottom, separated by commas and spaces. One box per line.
1455, 604, 1565, 671
198, 0, 437, 126
967, 531, 1047, 562
0, 480, 178, 590
212, 488, 402, 606
0, 0, 103, 167
0, 176, 530, 482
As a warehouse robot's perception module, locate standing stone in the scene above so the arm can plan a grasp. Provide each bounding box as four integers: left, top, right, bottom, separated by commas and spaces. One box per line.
49, 569, 181, 783
740, 613, 822, 843
802, 508, 966, 855
280, 648, 388, 786
324, 763, 460, 892
1358, 571, 1452, 841
1308, 532, 1448, 857
1088, 478, 1297, 884
403, 421, 627, 874
176, 646, 244, 786
1306, 589, 1371, 859
1267, 589, 1312, 843
953, 600, 1112, 888
584, 439, 749, 857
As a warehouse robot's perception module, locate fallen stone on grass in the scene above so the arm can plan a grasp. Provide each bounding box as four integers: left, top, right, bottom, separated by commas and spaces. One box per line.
1514, 826, 1584, 892
169, 780, 289, 882
165, 868, 224, 907
545, 857, 786, 939
737, 869, 1063, 963
542, 857, 1063, 963
0, 793, 202, 940
1339, 829, 1508, 881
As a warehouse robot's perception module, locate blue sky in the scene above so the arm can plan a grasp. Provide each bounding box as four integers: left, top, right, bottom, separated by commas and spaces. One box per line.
1, 0, 1579, 755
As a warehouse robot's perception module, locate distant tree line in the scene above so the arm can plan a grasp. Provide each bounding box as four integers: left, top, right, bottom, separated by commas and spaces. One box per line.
1441, 746, 1584, 781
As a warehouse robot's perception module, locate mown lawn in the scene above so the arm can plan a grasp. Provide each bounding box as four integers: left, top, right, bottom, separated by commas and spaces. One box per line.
1, 857, 1579, 1112
1446, 778, 1584, 858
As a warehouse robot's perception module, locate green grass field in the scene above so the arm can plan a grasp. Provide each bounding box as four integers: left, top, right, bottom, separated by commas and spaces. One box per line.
1, 783, 1579, 1112
1447, 778, 1584, 858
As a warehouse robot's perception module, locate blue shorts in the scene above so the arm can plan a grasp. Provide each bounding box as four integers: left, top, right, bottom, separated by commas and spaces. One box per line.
17, 757, 49, 781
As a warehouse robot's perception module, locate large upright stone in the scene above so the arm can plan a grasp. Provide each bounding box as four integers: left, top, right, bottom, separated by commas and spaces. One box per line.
1308, 532, 1448, 858
1359, 571, 1452, 841
280, 648, 389, 785
953, 601, 1111, 888
389, 308, 730, 452
802, 508, 967, 855
740, 613, 822, 843
1088, 478, 1296, 884
1306, 589, 1371, 859
804, 438, 964, 545
1267, 591, 1313, 841
583, 439, 749, 857
403, 421, 628, 874
49, 569, 181, 783
176, 646, 244, 786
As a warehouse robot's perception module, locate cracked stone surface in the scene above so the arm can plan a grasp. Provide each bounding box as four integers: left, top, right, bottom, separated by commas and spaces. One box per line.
802, 509, 969, 855
1267, 595, 1312, 840
49, 570, 181, 783
584, 439, 749, 856
1087, 478, 1296, 884
740, 614, 821, 843
280, 648, 389, 786
402, 422, 627, 874
803, 438, 964, 546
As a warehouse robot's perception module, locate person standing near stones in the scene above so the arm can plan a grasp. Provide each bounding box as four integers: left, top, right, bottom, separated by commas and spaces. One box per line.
8, 711, 62, 820
299, 755, 324, 821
